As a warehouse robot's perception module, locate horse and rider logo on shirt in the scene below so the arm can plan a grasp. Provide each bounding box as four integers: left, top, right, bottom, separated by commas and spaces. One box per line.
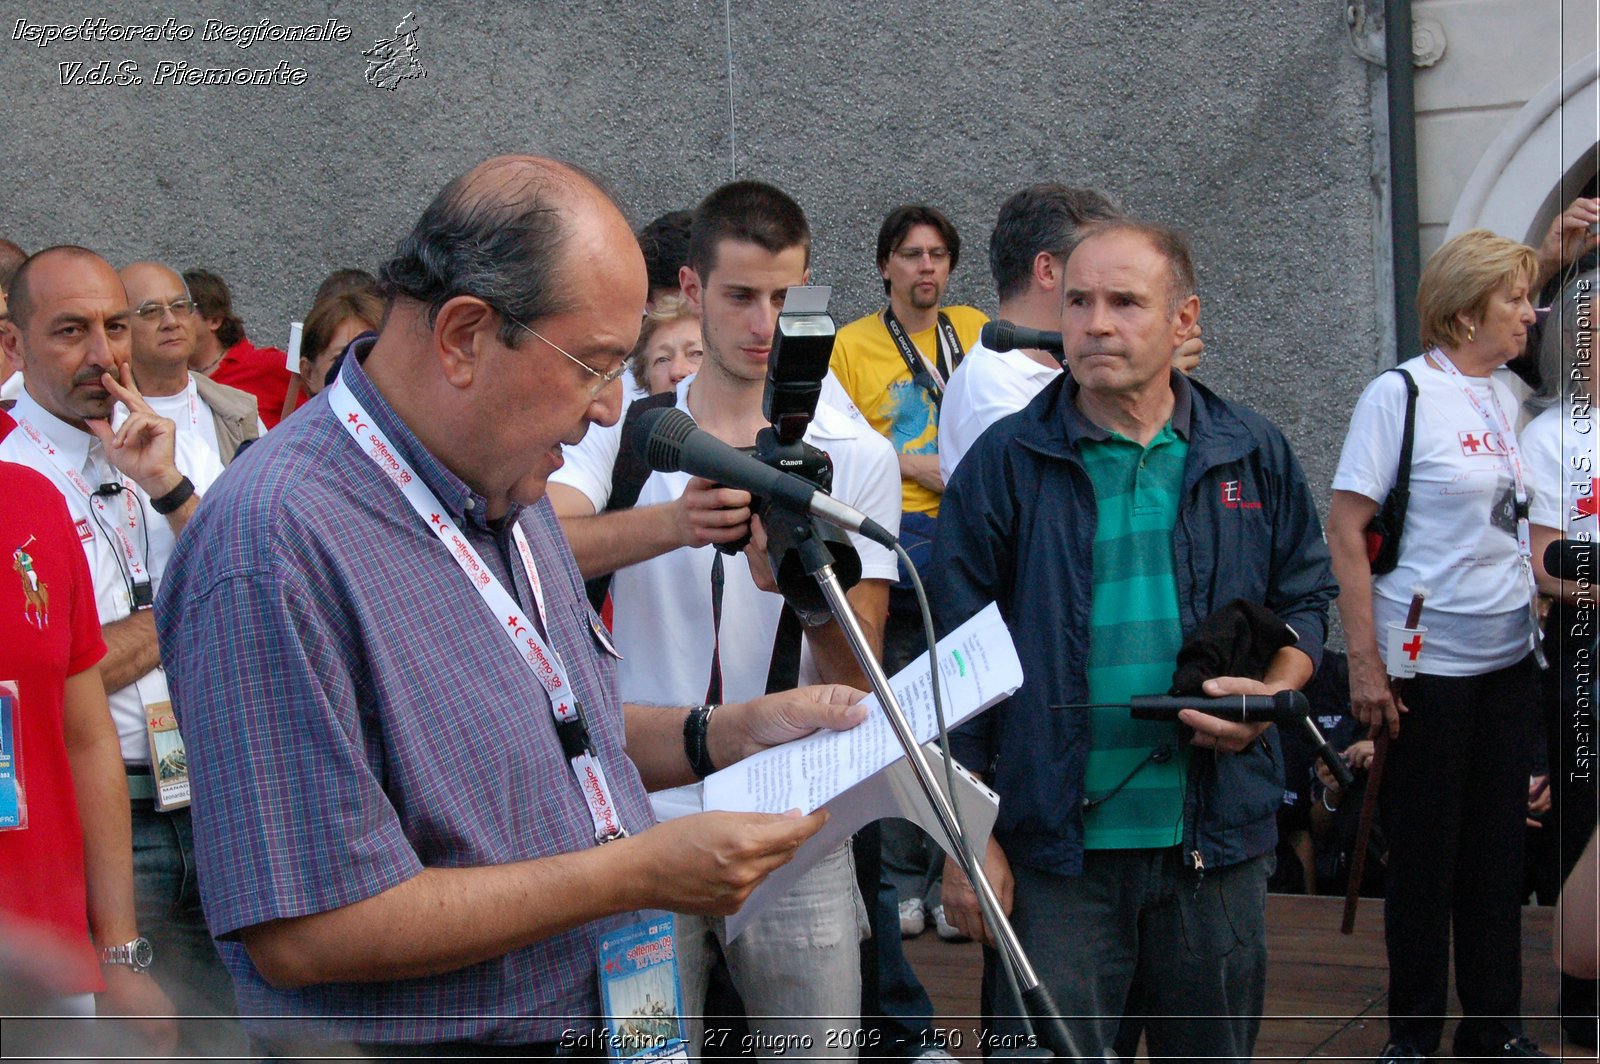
12, 537, 49, 630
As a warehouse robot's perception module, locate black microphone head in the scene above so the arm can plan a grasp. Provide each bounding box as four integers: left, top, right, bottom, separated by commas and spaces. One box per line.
633, 405, 697, 473
93, 482, 125, 497
1544, 537, 1594, 582
981, 320, 1017, 352
1272, 689, 1310, 717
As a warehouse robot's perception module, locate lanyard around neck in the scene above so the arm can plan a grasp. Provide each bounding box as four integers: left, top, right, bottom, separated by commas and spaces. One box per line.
1427, 350, 1546, 665
329, 379, 629, 842
13, 412, 151, 591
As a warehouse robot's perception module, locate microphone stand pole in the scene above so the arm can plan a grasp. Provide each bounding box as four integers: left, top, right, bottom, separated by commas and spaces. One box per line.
789, 531, 1077, 1059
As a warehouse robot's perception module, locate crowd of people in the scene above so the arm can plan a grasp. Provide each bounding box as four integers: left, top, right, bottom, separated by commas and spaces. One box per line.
0, 155, 1594, 1064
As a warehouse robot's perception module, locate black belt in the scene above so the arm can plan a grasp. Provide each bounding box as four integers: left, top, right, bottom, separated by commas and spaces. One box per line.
125, 763, 155, 802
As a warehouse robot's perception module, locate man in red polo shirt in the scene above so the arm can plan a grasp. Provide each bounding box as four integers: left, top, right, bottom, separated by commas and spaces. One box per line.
0, 460, 173, 1048
184, 268, 300, 428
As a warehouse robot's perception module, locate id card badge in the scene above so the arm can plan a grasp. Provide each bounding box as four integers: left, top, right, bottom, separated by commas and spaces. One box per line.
597, 913, 689, 1062
144, 701, 190, 811
138, 669, 189, 811
0, 681, 26, 831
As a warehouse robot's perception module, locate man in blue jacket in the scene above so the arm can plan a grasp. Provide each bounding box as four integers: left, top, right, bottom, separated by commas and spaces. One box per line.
931, 219, 1336, 1062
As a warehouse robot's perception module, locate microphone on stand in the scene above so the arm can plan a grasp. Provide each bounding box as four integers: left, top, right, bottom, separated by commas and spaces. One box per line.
981, 320, 1065, 357
632, 406, 897, 550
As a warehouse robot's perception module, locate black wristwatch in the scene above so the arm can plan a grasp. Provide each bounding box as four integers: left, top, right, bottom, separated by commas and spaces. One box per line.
150, 475, 195, 515
99, 936, 154, 973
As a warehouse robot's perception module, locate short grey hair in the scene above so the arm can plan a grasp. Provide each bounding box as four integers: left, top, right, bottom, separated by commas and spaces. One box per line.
379, 165, 580, 347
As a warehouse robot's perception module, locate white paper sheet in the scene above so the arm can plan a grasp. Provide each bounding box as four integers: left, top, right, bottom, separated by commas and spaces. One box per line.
702, 602, 1020, 816
666, 602, 1020, 937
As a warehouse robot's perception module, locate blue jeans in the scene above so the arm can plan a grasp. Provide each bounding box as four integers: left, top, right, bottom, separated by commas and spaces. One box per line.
988, 848, 1271, 1063
677, 843, 868, 1061
130, 802, 246, 1056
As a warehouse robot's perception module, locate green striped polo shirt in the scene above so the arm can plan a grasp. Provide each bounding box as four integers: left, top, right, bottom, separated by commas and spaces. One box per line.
1079, 421, 1189, 849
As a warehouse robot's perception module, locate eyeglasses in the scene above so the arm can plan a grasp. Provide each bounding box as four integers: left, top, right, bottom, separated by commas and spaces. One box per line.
133, 298, 198, 322
892, 246, 951, 264
502, 311, 631, 398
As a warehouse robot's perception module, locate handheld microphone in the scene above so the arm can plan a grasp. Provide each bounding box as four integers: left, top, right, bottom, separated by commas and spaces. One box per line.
1544, 538, 1594, 582
633, 407, 897, 549
980, 320, 1065, 357
1055, 689, 1355, 788
1126, 690, 1310, 722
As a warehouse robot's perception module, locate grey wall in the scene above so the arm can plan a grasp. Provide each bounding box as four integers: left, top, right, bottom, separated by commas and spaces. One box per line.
0, 1, 1379, 494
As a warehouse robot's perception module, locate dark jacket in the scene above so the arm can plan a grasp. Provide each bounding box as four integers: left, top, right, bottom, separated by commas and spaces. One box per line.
929, 372, 1337, 877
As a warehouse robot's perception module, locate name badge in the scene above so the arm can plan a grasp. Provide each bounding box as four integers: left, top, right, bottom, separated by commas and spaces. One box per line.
144, 700, 190, 811
596, 913, 688, 1061
0, 681, 24, 831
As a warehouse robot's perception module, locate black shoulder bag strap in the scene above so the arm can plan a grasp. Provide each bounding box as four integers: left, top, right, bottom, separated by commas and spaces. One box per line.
584, 391, 679, 610
884, 309, 966, 409
1365, 367, 1420, 577
1390, 367, 1420, 518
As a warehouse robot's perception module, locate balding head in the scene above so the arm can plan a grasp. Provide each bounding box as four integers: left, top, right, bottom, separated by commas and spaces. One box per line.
379, 155, 622, 349
0, 247, 131, 426
366, 154, 646, 519
119, 261, 198, 391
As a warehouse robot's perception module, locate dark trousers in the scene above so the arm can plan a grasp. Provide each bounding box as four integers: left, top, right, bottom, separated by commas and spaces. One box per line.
1540, 602, 1599, 1038
1380, 656, 1537, 1051
986, 849, 1271, 1063
130, 801, 247, 1057
854, 820, 939, 1059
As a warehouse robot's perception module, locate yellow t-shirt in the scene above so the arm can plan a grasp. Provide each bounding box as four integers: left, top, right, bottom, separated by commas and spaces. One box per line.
829, 304, 989, 517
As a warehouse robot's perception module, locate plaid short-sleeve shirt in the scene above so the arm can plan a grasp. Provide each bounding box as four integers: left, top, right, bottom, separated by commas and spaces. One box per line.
156, 343, 656, 1045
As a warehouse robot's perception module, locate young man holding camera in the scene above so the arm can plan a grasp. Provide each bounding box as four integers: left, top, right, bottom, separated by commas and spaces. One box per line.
549, 180, 900, 1058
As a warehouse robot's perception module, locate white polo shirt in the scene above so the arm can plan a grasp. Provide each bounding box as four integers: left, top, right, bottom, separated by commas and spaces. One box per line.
1, 388, 223, 763
937, 338, 1061, 484
552, 376, 901, 705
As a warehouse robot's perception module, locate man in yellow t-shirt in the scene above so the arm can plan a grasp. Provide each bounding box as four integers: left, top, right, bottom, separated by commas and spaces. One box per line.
829, 205, 987, 948
831, 205, 987, 526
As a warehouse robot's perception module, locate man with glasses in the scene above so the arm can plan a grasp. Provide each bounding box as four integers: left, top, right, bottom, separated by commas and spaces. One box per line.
550, 180, 901, 1059
0, 246, 242, 1055
154, 157, 871, 1058
829, 205, 988, 943
119, 262, 262, 465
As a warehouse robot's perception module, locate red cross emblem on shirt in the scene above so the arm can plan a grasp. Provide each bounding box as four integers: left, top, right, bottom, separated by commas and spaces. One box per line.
1402, 634, 1424, 660
1462, 433, 1482, 453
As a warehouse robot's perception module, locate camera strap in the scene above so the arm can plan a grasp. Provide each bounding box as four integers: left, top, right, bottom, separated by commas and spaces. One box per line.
705, 552, 726, 704
704, 550, 807, 699
883, 309, 964, 408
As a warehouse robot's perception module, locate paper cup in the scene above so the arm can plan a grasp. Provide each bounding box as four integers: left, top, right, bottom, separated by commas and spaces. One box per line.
1385, 623, 1428, 678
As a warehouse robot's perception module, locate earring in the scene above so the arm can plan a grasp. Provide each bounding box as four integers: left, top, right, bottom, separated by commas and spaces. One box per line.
1467, 324, 1476, 342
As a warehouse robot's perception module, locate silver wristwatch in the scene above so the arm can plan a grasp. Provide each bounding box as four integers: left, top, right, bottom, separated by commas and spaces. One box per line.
98, 936, 153, 973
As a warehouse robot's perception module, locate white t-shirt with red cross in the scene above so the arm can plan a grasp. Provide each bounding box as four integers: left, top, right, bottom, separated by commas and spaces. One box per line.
1332, 354, 1533, 675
